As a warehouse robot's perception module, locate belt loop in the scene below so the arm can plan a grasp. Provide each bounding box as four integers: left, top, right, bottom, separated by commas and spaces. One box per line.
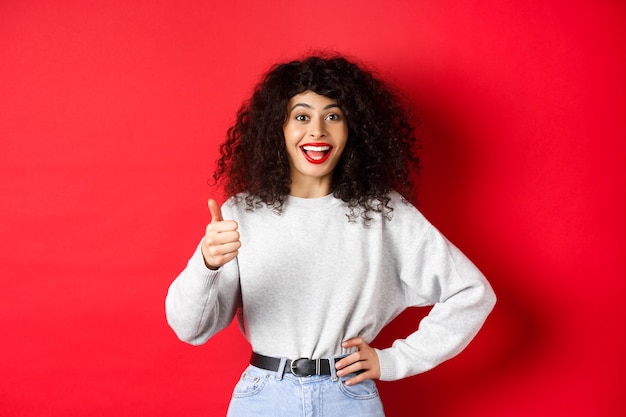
275, 357, 287, 381
330, 357, 339, 381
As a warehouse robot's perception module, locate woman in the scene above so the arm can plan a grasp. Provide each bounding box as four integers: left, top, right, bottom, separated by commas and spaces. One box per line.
165, 54, 496, 416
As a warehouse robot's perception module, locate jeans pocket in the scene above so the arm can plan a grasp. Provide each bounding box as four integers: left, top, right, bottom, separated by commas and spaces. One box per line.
338, 376, 380, 400
231, 367, 271, 398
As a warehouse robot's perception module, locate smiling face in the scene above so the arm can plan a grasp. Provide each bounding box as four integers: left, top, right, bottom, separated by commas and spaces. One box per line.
283, 91, 348, 197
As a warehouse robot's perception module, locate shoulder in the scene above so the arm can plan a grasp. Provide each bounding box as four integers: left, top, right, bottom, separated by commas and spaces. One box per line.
221, 194, 250, 219
378, 191, 434, 242
221, 193, 281, 221
386, 191, 427, 222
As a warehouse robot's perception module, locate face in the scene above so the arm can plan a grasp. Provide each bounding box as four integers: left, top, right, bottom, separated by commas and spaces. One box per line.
283, 91, 348, 195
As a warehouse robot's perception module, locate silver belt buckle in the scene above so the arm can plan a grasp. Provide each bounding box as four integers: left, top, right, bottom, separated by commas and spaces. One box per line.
290, 358, 320, 377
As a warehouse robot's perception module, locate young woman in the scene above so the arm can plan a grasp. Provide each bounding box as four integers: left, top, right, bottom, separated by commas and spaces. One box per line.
165, 54, 496, 416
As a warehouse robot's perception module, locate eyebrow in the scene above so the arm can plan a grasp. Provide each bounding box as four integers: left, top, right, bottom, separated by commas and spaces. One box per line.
289, 103, 342, 112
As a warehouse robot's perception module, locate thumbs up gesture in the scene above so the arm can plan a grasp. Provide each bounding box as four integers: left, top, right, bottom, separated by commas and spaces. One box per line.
201, 199, 241, 270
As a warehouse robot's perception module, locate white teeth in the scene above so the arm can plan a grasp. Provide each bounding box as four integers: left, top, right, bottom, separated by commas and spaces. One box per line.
302, 145, 331, 151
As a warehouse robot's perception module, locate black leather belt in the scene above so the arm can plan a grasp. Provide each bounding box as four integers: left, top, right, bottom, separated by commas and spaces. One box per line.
250, 352, 334, 377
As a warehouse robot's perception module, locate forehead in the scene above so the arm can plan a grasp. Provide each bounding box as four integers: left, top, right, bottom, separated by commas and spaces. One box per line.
288, 91, 339, 109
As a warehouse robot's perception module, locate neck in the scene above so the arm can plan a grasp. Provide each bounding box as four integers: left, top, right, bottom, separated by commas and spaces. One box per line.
288, 177, 332, 198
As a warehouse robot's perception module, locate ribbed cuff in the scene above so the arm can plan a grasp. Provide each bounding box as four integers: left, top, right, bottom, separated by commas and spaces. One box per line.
185, 242, 221, 290
375, 348, 399, 381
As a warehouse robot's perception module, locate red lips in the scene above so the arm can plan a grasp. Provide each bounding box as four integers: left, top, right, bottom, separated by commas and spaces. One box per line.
300, 143, 333, 164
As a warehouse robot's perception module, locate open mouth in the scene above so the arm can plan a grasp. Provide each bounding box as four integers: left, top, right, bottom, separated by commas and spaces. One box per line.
300, 144, 333, 164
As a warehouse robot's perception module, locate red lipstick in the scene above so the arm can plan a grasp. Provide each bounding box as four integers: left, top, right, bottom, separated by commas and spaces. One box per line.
300, 143, 333, 164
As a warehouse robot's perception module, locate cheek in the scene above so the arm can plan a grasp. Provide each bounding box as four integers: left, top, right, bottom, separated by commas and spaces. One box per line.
337, 121, 348, 137
283, 125, 302, 145
337, 126, 349, 147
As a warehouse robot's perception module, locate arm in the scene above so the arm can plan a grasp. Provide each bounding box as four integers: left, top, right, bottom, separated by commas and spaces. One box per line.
165, 245, 241, 345
165, 199, 242, 345
336, 224, 495, 385
376, 226, 496, 381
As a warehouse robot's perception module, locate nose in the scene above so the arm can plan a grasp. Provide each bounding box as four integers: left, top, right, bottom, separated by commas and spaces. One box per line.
309, 117, 326, 138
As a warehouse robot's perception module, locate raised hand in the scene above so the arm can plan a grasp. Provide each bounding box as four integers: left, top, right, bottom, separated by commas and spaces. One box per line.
334, 337, 381, 386
201, 199, 241, 270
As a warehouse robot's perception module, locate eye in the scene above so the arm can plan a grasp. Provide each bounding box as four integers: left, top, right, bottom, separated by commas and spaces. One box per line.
326, 113, 343, 121
295, 114, 309, 122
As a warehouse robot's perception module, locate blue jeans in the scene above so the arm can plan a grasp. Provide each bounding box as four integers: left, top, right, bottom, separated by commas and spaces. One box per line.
226, 360, 385, 417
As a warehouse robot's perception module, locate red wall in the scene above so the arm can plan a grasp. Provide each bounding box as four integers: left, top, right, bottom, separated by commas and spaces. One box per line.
1, 1, 624, 416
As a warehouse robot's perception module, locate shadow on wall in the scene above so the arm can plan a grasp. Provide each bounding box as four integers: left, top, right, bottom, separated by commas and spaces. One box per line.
370, 78, 553, 416
374, 269, 551, 417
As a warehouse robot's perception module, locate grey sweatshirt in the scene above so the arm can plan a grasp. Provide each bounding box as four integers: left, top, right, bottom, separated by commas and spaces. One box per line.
165, 191, 496, 381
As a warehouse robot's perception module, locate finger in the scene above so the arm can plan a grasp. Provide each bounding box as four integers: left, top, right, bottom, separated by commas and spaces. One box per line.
335, 351, 362, 371
344, 370, 376, 386
341, 337, 364, 349
335, 337, 380, 383
206, 221, 239, 236
335, 338, 364, 370
208, 198, 224, 223
206, 249, 239, 268
201, 237, 240, 270
339, 357, 379, 385
204, 239, 242, 257
336, 351, 371, 376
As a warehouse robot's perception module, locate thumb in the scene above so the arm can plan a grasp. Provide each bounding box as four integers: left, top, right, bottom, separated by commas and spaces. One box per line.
208, 198, 224, 223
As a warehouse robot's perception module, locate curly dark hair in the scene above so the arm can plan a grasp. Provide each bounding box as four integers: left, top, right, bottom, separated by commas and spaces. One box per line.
213, 53, 421, 222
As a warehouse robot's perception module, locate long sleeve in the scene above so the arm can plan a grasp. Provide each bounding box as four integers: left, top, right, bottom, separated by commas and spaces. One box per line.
165, 192, 495, 381
375, 225, 496, 381
165, 243, 241, 345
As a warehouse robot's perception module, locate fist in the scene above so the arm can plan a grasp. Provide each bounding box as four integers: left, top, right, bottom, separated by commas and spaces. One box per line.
201, 199, 241, 270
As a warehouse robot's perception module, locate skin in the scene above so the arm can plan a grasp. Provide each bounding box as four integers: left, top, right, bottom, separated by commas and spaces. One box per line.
282, 91, 348, 198
201, 91, 381, 386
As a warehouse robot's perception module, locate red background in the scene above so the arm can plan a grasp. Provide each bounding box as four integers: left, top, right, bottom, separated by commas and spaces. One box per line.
1, 1, 625, 416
